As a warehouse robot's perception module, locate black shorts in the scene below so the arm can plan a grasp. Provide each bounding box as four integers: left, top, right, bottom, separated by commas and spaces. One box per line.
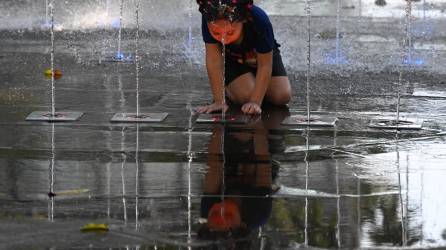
224, 49, 287, 86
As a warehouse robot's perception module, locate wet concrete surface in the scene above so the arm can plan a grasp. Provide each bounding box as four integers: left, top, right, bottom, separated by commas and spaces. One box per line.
1, 0, 446, 249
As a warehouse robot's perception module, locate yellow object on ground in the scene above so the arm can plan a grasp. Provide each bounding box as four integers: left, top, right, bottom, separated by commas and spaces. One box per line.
57, 189, 89, 196
44, 69, 63, 79
81, 223, 109, 232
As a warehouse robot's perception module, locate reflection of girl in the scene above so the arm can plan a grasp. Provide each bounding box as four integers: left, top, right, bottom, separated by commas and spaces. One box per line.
198, 124, 276, 242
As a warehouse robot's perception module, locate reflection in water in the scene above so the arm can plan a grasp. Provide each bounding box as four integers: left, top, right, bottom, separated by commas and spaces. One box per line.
420, 152, 424, 245
187, 115, 193, 249
197, 106, 289, 248
107, 161, 111, 218
356, 174, 361, 246
396, 132, 407, 246
185, 1, 195, 246
48, 123, 55, 222
336, 157, 341, 248
304, 128, 309, 246
121, 153, 128, 224
186, 90, 194, 249
121, 127, 128, 225
118, 74, 125, 108
135, 123, 140, 230
333, 126, 341, 248
0, 108, 445, 248
358, 136, 422, 247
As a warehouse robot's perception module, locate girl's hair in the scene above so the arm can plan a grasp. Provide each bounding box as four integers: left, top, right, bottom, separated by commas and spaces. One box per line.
197, 0, 254, 22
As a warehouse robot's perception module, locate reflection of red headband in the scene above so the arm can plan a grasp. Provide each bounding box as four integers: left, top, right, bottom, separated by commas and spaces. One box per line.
197, 0, 253, 22
207, 199, 241, 231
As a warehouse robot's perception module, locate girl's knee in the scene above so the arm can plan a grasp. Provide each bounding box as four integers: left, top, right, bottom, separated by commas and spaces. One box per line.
267, 76, 291, 105
269, 91, 291, 105
227, 89, 251, 104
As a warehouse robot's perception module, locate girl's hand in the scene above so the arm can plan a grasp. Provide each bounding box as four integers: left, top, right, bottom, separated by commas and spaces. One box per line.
195, 102, 229, 114
241, 102, 262, 115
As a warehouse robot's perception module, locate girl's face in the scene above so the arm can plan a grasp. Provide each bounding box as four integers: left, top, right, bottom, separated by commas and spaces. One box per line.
207, 19, 243, 45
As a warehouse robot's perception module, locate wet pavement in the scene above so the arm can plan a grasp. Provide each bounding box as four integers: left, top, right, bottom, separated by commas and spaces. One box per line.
1, 0, 446, 249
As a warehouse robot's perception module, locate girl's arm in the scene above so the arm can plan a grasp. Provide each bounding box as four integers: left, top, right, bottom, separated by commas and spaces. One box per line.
196, 43, 229, 114
206, 43, 225, 104
242, 51, 273, 114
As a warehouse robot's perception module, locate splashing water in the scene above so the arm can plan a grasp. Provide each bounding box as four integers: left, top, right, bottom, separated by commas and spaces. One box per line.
135, 1, 141, 230
405, 0, 412, 66
324, 51, 348, 65
396, 75, 402, 124
303, 2, 312, 245
397, 0, 412, 124
221, 37, 226, 119
219, 39, 226, 214
335, 0, 341, 64
186, 0, 194, 247
184, 0, 194, 63
49, 0, 56, 116
305, 0, 312, 124
45, 0, 49, 26
115, 51, 124, 60
117, 0, 124, 60
323, 0, 348, 65
135, 0, 140, 117
219, 0, 227, 216
401, 0, 426, 66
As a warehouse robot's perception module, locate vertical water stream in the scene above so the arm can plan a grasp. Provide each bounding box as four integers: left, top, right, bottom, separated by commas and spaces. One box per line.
50, 0, 55, 116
